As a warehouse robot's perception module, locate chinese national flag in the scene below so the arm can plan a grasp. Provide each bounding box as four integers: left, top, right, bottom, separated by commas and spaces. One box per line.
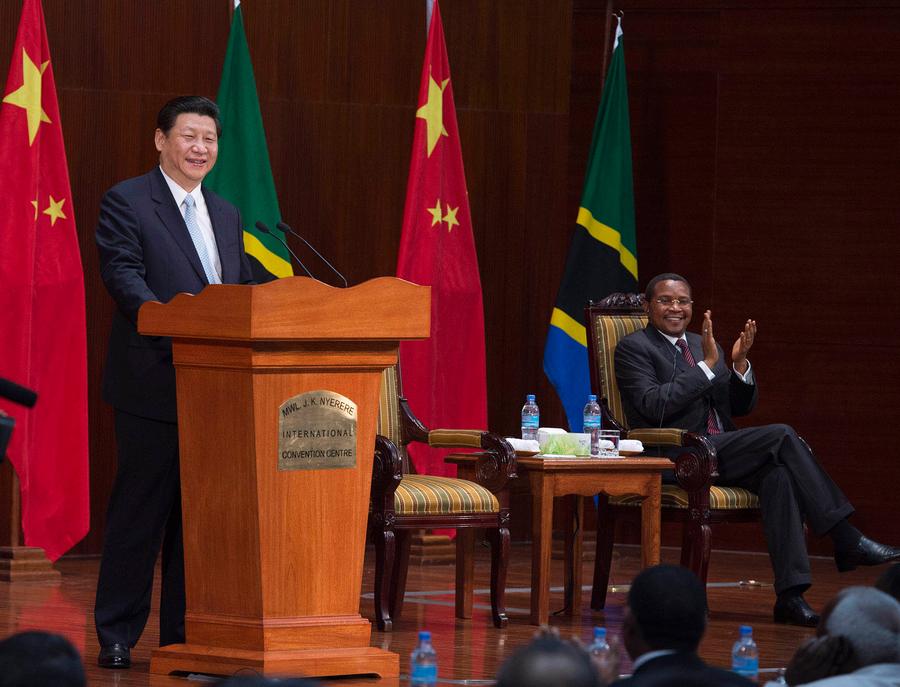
0, 0, 89, 560
397, 0, 487, 478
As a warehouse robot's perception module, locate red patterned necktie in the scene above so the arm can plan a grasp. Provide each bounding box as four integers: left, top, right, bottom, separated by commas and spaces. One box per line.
675, 339, 721, 435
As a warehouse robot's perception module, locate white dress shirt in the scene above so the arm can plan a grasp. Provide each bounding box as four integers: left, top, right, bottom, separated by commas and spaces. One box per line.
159, 167, 222, 281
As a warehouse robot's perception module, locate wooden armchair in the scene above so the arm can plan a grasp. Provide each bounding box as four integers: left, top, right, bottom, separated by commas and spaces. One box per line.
368, 365, 517, 630
585, 293, 760, 608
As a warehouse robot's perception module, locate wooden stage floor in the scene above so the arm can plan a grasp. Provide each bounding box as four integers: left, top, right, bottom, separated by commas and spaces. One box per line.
0, 542, 886, 685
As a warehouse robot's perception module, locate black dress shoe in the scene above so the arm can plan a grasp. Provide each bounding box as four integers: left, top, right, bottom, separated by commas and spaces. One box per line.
773, 595, 820, 627
97, 643, 131, 669
835, 535, 900, 573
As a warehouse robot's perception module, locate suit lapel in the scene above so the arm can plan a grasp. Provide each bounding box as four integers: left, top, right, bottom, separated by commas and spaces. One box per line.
644, 326, 691, 373
150, 168, 208, 284
203, 187, 235, 284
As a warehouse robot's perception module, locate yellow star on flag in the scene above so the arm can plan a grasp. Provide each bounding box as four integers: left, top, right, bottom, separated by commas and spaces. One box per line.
442, 205, 460, 232
31, 199, 39, 220
2, 48, 52, 145
43, 195, 67, 226
427, 199, 443, 226
416, 73, 449, 157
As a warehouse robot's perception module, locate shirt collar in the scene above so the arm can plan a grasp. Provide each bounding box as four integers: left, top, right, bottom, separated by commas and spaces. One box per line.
655, 328, 687, 347
159, 166, 203, 209
632, 649, 678, 672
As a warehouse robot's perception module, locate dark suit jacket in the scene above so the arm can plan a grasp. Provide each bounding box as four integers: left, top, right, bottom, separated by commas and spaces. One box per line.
96, 167, 253, 422
613, 651, 756, 687
615, 327, 757, 433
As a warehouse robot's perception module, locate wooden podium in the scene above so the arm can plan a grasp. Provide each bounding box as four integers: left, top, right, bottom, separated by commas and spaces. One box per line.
139, 277, 429, 678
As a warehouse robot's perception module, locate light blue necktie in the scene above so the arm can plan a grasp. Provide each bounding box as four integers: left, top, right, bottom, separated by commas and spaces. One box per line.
183, 194, 221, 284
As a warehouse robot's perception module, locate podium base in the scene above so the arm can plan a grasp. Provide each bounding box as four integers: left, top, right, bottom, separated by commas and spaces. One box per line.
150, 643, 399, 679
0, 547, 61, 583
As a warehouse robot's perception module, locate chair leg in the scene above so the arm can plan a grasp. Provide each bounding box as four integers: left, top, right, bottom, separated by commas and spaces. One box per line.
455, 528, 475, 619
591, 496, 614, 610
486, 526, 509, 628
682, 516, 712, 593
374, 526, 396, 631
389, 529, 412, 621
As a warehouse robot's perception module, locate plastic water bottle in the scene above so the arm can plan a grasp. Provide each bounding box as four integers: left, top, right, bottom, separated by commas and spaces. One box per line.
731, 625, 759, 681
583, 394, 602, 455
410, 630, 438, 686
521, 394, 539, 441
588, 626, 619, 682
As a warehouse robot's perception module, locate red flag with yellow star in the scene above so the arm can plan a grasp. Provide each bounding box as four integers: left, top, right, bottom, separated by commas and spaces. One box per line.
397, 0, 487, 478
0, 0, 89, 559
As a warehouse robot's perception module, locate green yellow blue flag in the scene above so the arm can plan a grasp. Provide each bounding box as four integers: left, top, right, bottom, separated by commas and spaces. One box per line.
204, 0, 291, 278
543, 18, 638, 429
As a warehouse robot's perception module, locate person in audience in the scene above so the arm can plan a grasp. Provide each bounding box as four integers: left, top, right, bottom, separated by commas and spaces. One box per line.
0, 631, 85, 687
611, 565, 755, 687
784, 586, 900, 686
614, 273, 900, 627
496, 632, 601, 687
876, 564, 900, 602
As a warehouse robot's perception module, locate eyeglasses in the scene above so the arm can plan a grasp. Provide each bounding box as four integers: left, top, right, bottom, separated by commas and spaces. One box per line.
654, 297, 693, 307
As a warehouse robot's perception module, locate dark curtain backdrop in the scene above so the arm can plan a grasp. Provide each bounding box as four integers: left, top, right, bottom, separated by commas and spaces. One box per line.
1, 0, 897, 555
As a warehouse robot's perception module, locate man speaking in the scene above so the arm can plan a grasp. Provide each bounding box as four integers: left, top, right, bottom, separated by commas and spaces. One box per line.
615, 273, 900, 627
94, 96, 254, 668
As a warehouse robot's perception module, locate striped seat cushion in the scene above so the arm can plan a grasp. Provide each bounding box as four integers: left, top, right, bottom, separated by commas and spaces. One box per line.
611, 484, 759, 509
395, 475, 499, 515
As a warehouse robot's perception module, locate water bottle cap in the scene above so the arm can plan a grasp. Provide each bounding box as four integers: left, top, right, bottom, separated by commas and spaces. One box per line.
739, 625, 752, 635
526, 394, 536, 402
588, 394, 597, 402
593, 626, 606, 639
418, 630, 431, 641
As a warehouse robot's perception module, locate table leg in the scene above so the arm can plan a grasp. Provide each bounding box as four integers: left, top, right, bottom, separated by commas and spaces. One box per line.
640, 476, 662, 568
563, 495, 584, 616
531, 475, 554, 625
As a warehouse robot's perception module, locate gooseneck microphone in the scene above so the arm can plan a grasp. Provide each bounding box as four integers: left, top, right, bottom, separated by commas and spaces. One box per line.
277, 222, 348, 288
255, 221, 314, 279
0, 377, 38, 408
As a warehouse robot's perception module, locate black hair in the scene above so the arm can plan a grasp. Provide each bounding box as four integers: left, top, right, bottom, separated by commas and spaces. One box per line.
156, 95, 221, 136
496, 635, 599, 687
627, 565, 707, 652
216, 677, 320, 687
0, 631, 85, 687
644, 273, 691, 302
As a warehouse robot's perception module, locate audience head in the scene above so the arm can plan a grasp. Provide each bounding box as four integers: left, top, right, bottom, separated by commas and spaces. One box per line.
216, 677, 320, 687
496, 633, 600, 687
820, 586, 900, 666
875, 563, 900, 603
0, 631, 85, 687
623, 565, 707, 659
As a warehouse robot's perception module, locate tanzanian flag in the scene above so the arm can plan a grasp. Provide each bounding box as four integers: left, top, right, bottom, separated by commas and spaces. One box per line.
204, 0, 291, 279
543, 18, 637, 430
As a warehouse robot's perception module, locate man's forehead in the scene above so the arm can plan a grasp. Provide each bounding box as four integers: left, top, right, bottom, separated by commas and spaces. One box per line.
653, 279, 691, 295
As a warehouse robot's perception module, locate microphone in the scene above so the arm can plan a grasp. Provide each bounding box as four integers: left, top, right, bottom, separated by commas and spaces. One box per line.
657, 345, 678, 428
0, 377, 37, 408
277, 222, 348, 287
255, 221, 314, 279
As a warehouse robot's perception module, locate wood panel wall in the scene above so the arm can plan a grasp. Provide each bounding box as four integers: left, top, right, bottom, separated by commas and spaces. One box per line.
2, 0, 898, 556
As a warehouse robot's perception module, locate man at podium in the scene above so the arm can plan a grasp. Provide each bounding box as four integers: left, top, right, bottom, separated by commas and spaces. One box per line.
93, 96, 254, 669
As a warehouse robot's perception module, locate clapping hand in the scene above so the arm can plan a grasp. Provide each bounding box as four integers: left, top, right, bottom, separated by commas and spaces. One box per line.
731, 319, 756, 375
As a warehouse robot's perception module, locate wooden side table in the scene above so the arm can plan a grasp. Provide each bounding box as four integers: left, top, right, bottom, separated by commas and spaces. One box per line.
449, 454, 672, 625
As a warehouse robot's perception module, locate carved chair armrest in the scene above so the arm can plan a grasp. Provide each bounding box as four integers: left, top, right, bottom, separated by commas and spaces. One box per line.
625, 428, 719, 493
371, 434, 403, 503
399, 396, 429, 443
427, 429, 517, 495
